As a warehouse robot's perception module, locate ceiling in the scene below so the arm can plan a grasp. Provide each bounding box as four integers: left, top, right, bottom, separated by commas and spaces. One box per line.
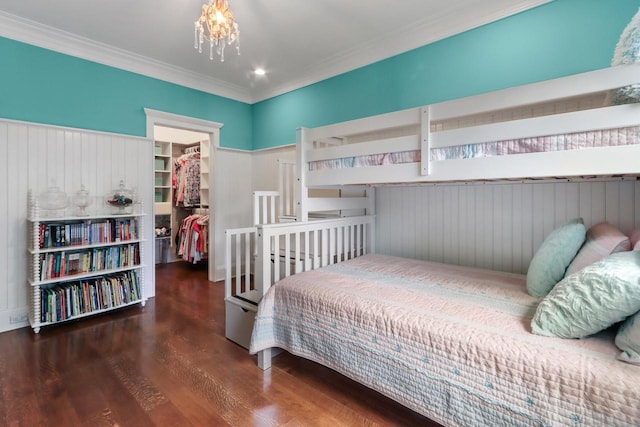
0, 0, 551, 103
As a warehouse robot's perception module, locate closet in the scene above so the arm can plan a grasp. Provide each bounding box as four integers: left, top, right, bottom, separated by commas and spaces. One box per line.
153, 125, 210, 265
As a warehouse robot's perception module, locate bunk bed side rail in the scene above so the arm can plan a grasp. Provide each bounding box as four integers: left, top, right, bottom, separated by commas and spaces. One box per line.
305, 143, 640, 186
431, 63, 640, 121
305, 135, 419, 163
432, 103, 640, 149
305, 108, 422, 142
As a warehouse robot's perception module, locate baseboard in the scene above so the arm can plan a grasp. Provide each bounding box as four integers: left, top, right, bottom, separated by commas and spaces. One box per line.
215, 265, 225, 282
0, 307, 30, 334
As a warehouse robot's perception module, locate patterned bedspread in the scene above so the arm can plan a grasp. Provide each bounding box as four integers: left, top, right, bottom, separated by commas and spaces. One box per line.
250, 254, 640, 426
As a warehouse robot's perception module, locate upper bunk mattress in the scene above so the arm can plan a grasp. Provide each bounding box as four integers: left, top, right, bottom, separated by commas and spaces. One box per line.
308, 125, 640, 170
250, 254, 640, 426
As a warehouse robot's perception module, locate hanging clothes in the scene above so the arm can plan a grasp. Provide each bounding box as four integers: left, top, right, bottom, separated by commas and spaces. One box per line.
173, 151, 201, 207
177, 214, 208, 264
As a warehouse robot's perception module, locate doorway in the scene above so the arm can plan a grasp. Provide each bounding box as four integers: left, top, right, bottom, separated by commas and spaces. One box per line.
145, 108, 222, 297
154, 126, 209, 265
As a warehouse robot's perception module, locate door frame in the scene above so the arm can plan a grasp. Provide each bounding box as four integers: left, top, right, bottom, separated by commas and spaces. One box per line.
144, 108, 222, 295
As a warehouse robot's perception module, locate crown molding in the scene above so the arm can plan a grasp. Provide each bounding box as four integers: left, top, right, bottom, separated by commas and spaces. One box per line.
0, 11, 253, 103
250, 0, 553, 102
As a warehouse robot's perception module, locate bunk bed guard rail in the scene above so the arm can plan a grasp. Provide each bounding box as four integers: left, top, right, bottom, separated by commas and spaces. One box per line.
255, 215, 375, 297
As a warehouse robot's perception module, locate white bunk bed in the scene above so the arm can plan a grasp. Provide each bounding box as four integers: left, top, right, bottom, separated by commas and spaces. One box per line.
297, 64, 640, 202
245, 64, 640, 426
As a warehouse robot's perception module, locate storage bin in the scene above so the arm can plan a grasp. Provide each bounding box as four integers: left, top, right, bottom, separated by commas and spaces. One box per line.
155, 236, 171, 264
225, 295, 258, 349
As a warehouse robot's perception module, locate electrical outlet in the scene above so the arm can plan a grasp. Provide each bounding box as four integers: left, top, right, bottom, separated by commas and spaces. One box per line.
9, 312, 28, 324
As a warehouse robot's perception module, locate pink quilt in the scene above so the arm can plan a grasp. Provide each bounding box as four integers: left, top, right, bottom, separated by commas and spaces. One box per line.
251, 254, 640, 426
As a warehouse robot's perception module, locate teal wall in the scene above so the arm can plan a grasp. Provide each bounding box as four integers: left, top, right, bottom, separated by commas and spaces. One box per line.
1, 0, 638, 151
0, 37, 253, 150
252, 0, 640, 149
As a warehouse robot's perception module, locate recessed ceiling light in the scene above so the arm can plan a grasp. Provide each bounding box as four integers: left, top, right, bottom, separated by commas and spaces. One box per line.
254, 68, 266, 76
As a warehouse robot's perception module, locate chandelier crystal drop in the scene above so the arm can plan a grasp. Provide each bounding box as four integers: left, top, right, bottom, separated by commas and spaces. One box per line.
194, 0, 240, 62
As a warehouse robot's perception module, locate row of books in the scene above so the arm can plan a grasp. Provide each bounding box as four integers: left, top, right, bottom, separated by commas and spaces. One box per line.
38, 218, 139, 249
40, 271, 141, 323
38, 243, 140, 281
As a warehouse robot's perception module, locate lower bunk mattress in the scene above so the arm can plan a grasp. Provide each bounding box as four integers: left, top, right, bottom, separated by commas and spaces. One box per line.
250, 254, 640, 426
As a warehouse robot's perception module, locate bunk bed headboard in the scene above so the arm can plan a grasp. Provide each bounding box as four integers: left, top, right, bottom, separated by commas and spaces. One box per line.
297, 63, 640, 188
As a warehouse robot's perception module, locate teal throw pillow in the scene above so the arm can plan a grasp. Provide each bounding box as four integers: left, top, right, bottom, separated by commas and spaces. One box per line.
526, 218, 586, 297
532, 251, 640, 339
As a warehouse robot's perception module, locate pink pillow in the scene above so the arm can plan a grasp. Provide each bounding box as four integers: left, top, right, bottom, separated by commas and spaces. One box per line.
631, 229, 640, 251
565, 222, 631, 276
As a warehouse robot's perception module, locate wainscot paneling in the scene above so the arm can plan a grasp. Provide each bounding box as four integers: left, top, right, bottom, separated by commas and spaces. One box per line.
0, 119, 153, 333
376, 179, 640, 274
213, 148, 254, 281
251, 145, 296, 192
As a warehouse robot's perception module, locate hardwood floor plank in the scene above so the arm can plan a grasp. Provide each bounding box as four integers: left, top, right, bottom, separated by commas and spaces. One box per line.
143, 361, 231, 426
3, 331, 46, 427
0, 261, 440, 426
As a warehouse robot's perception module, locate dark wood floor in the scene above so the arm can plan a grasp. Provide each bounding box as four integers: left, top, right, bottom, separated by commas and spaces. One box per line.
0, 262, 441, 426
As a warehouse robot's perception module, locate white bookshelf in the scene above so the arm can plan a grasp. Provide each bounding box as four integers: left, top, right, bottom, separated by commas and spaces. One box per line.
27, 192, 146, 333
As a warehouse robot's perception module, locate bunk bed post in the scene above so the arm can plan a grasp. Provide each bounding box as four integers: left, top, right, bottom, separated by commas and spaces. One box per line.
255, 226, 265, 298
252, 192, 260, 226
420, 106, 430, 176
224, 230, 232, 299
257, 348, 272, 370
296, 127, 309, 221
366, 187, 375, 216
255, 224, 274, 370
277, 159, 296, 220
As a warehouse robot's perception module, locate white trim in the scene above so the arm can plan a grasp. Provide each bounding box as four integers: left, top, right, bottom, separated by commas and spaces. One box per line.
251, 143, 296, 153
0, 11, 253, 103
0, 116, 149, 142
144, 108, 222, 140
145, 108, 223, 290
216, 146, 252, 153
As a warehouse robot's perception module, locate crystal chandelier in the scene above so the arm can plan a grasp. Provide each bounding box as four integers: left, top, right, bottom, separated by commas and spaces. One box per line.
194, 0, 240, 62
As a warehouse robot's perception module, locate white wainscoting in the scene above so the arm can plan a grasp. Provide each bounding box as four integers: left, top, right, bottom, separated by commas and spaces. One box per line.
0, 118, 153, 333
251, 145, 296, 191
376, 179, 640, 274
214, 148, 254, 281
